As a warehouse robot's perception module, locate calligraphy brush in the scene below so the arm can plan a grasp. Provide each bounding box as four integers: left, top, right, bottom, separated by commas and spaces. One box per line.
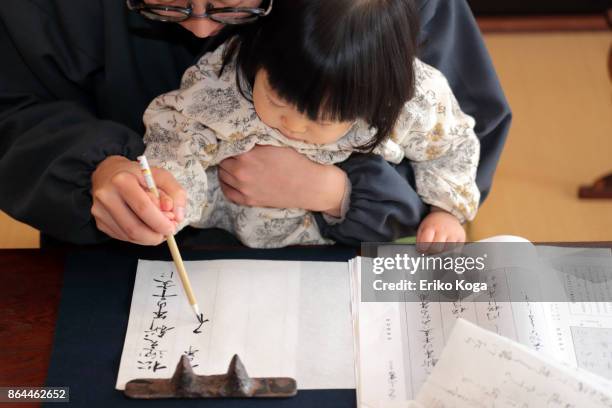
137, 155, 203, 323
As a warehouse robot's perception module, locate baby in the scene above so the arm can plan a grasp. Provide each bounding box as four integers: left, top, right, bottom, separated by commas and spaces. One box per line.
143, 0, 480, 248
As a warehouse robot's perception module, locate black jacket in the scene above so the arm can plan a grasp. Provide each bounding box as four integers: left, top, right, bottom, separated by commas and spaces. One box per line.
0, 0, 511, 245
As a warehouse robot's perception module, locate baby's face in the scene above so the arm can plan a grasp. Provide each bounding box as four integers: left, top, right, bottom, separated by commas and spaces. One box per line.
253, 70, 353, 145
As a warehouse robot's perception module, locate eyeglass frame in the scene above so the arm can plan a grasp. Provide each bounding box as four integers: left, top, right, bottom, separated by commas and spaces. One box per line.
126, 0, 274, 24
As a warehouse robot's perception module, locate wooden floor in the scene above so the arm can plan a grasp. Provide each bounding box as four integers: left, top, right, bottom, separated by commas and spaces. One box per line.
1, 31, 611, 248
471, 31, 612, 242
0, 211, 39, 248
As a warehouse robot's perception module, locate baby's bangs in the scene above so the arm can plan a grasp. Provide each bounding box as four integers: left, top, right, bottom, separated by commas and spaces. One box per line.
259, 0, 416, 129
261, 45, 386, 126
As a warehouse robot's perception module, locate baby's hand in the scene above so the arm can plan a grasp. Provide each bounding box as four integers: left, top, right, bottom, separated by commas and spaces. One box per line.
416, 208, 466, 253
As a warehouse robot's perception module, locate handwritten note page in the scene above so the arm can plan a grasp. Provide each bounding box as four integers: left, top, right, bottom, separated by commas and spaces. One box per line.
116, 259, 355, 390
416, 318, 612, 407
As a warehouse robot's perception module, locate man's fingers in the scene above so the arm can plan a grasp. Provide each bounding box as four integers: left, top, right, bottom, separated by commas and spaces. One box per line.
145, 190, 161, 209
97, 217, 128, 242
92, 193, 165, 245
96, 220, 117, 240
91, 157, 173, 245
112, 172, 176, 237
218, 166, 243, 191
92, 202, 129, 241
220, 179, 252, 206
218, 156, 254, 184
122, 191, 175, 237
218, 156, 239, 173
105, 199, 166, 245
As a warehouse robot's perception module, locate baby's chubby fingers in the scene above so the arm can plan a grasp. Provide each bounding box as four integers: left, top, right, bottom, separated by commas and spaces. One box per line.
416, 209, 465, 254
140, 190, 176, 226
159, 191, 174, 213
151, 168, 187, 223
429, 230, 449, 254
451, 228, 467, 243
159, 202, 178, 225
416, 226, 435, 253
145, 189, 176, 219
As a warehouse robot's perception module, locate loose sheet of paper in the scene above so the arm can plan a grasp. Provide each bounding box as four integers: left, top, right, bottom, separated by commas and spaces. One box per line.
416, 318, 612, 407
116, 259, 355, 390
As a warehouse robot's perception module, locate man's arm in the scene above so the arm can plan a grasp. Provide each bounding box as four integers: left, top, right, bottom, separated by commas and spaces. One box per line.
418, 0, 512, 201
316, 0, 511, 244
0, 4, 144, 244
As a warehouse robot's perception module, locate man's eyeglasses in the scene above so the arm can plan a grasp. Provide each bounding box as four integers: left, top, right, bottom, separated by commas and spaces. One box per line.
126, 0, 273, 24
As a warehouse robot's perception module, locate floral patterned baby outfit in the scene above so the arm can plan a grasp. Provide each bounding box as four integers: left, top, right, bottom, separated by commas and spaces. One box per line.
143, 44, 480, 248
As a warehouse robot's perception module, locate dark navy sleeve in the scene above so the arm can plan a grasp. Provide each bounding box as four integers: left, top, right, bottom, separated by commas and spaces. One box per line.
0, 2, 144, 244
316, 0, 512, 245
417, 0, 512, 201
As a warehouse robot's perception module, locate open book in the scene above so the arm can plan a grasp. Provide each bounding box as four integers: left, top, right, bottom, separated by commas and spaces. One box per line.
350, 235, 612, 407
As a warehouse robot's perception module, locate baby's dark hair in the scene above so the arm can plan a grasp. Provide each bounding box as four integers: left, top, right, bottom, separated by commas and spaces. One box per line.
223, 0, 420, 150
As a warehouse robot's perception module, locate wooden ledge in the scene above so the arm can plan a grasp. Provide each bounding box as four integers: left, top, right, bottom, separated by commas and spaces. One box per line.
477, 14, 610, 33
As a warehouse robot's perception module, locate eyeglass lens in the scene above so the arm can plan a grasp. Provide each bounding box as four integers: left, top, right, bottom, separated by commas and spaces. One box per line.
138, 0, 263, 23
